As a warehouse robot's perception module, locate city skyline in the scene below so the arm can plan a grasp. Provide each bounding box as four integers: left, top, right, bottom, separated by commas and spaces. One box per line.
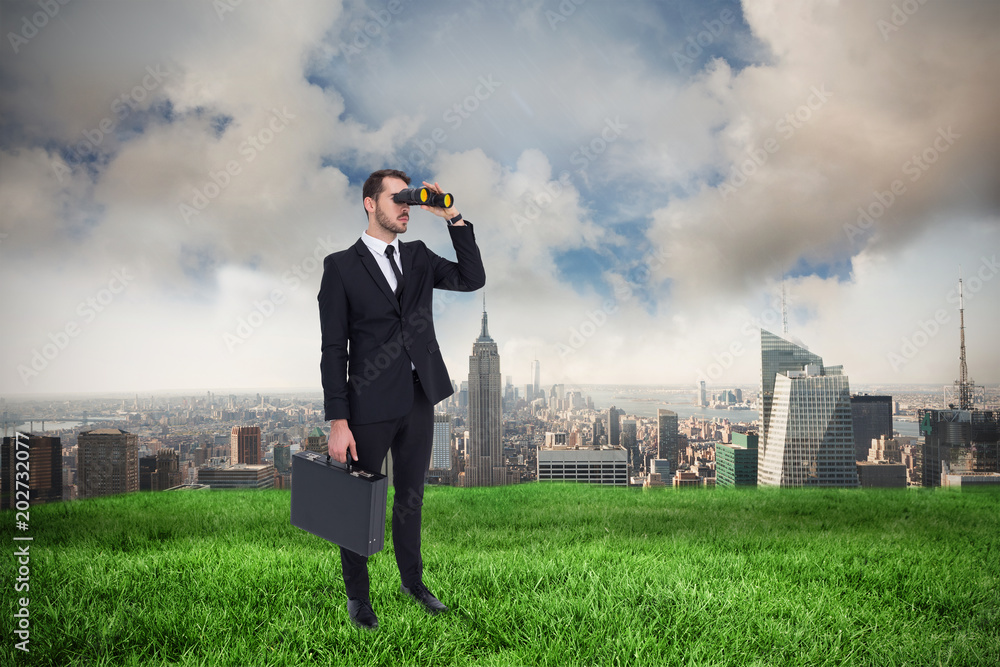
2, 1, 999, 396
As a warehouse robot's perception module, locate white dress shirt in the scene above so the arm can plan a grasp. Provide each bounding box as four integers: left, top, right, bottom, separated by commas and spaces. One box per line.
360, 231, 402, 292
359, 231, 413, 369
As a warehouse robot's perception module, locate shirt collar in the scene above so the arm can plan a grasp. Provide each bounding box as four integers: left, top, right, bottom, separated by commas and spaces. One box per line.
361, 231, 399, 257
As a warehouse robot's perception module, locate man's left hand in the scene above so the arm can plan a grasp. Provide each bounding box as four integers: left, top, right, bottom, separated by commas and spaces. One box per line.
420, 181, 464, 225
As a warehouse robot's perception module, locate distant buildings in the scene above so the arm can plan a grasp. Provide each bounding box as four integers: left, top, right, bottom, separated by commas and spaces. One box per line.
537, 446, 628, 486
620, 420, 639, 476
303, 427, 327, 454
650, 458, 674, 479
531, 359, 541, 402
856, 462, 907, 488
850, 395, 893, 462
231, 425, 262, 465
197, 464, 275, 489
273, 443, 291, 473
140, 449, 182, 491
758, 331, 859, 487
151, 449, 182, 491
919, 409, 999, 487
940, 472, 1000, 489
78, 428, 139, 499
1, 434, 62, 508
671, 469, 702, 487
591, 416, 605, 447
608, 406, 622, 446
431, 414, 453, 471
657, 409, 678, 476
716, 432, 758, 487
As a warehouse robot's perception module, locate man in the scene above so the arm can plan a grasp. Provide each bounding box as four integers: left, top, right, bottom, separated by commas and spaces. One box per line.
318, 169, 485, 630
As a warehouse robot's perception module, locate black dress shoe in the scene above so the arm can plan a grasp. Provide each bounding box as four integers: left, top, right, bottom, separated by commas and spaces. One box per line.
347, 598, 378, 630
400, 582, 448, 614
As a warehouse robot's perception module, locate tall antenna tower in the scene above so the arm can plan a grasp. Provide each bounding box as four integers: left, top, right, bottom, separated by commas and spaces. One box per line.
954, 270, 975, 410
781, 281, 788, 335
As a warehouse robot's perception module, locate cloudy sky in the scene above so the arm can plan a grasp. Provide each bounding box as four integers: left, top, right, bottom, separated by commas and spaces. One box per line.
1, 0, 998, 397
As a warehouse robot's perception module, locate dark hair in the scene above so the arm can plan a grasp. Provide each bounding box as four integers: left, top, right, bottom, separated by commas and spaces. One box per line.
362, 169, 410, 215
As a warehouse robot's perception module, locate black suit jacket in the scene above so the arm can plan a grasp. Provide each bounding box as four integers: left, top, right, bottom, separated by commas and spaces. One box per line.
318, 223, 486, 425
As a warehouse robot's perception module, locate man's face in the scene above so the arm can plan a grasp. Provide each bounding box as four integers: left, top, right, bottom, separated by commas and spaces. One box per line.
371, 177, 410, 235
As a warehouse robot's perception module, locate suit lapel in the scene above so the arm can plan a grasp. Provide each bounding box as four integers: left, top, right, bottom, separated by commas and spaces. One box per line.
353, 239, 400, 313
400, 240, 415, 284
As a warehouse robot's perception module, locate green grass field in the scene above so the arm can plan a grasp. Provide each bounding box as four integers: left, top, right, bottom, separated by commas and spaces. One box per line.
2, 484, 999, 666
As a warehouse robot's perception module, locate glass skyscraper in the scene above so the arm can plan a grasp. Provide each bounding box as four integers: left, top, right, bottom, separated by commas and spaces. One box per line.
758, 330, 858, 487
850, 395, 894, 461
760, 329, 824, 455
657, 409, 678, 475
431, 414, 453, 471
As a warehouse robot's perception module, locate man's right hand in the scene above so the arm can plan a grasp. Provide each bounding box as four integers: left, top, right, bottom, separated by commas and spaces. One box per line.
328, 419, 358, 464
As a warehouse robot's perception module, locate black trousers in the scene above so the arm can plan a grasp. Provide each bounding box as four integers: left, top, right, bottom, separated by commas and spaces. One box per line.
340, 375, 434, 600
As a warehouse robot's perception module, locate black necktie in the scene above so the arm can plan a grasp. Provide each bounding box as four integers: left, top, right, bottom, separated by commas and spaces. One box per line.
385, 245, 403, 300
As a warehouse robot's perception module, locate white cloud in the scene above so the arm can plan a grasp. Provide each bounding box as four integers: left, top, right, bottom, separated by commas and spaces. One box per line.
1, 0, 998, 395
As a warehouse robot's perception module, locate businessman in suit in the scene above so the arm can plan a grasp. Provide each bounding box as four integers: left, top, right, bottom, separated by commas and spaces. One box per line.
318, 169, 485, 630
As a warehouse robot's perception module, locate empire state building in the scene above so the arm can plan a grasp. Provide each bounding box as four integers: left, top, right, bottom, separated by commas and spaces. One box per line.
464, 303, 507, 486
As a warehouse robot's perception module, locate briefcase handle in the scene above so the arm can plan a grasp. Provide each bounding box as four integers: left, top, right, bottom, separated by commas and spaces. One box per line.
326, 454, 353, 473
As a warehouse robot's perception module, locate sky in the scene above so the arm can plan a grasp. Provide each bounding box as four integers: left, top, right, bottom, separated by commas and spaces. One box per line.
1, 0, 998, 397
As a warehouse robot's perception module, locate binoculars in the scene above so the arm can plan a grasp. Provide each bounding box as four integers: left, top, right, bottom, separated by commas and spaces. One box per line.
393, 188, 454, 208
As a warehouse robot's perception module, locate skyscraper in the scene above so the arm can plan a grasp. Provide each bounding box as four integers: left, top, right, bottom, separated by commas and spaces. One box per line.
696, 380, 707, 407
592, 416, 605, 447
465, 305, 506, 486
608, 406, 622, 446
431, 414, 453, 471
78, 428, 139, 499
231, 425, 262, 465
151, 449, 182, 491
657, 409, 678, 475
621, 420, 639, 475
758, 332, 859, 487
531, 358, 541, 402
273, 443, 291, 473
716, 432, 758, 487
850, 395, 893, 461
759, 329, 824, 466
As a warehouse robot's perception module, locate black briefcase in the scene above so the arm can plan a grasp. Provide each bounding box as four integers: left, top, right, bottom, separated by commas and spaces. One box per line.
290, 450, 388, 556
